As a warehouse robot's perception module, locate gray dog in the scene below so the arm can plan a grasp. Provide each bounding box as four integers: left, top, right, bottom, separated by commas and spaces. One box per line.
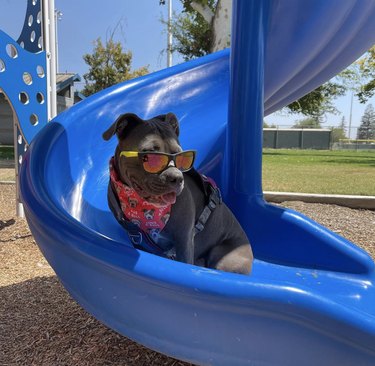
103, 112, 253, 274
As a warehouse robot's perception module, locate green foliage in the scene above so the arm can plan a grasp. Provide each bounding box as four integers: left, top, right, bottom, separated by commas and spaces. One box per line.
356, 46, 375, 103
292, 117, 322, 129
169, 10, 213, 60
180, 0, 212, 13
331, 127, 346, 142
287, 82, 346, 118
263, 120, 276, 128
330, 116, 347, 143
357, 104, 375, 140
163, 0, 217, 60
82, 38, 149, 96
165, 1, 353, 118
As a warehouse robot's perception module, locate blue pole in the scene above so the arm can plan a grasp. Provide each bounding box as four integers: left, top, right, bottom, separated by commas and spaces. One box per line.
226, 0, 271, 207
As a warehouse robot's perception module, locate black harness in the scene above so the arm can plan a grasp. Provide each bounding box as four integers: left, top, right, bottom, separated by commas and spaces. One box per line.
107, 168, 222, 259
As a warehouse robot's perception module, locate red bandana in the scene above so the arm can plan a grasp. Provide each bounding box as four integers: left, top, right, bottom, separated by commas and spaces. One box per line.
109, 158, 171, 240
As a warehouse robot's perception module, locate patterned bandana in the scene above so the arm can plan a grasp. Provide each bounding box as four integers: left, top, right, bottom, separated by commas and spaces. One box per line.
109, 158, 171, 241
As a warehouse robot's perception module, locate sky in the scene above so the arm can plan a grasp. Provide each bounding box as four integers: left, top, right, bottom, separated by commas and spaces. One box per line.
0, 0, 374, 137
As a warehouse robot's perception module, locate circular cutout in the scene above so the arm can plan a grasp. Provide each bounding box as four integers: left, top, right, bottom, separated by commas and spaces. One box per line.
20, 41, 25, 49
28, 15, 34, 27
23, 72, 33, 85
36, 92, 45, 104
19, 155, 23, 165
18, 135, 23, 145
37, 11, 41, 24
36, 65, 45, 78
30, 114, 39, 126
6, 44, 18, 58
32, 0, 37, 5
38, 36, 43, 49
0, 59, 5, 72
24, 145, 28, 153
19, 92, 29, 105
30, 31, 36, 43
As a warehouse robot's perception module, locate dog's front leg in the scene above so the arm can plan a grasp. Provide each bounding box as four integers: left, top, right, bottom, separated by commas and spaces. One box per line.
174, 227, 195, 265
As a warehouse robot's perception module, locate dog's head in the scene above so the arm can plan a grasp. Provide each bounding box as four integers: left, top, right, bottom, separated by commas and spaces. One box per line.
103, 113, 184, 206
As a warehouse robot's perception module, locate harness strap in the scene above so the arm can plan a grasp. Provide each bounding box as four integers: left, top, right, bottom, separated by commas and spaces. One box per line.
194, 174, 223, 234
107, 168, 222, 258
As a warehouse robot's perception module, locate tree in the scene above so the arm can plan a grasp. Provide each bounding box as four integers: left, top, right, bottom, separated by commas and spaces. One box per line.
331, 128, 346, 143
356, 46, 375, 103
287, 83, 346, 117
339, 116, 347, 135
168, 4, 213, 60
330, 116, 347, 143
357, 104, 375, 140
161, 0, 350, 118
263, 120, 276, 128
292, 117, 321, 129
82, 37, 149, 96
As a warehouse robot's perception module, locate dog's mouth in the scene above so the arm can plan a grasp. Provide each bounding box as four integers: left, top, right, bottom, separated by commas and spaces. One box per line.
131, 180, 179, 206
159, 191, 177, 204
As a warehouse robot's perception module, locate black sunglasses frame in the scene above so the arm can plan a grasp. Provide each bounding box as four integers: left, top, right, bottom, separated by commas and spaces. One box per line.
120, 150, 197, 174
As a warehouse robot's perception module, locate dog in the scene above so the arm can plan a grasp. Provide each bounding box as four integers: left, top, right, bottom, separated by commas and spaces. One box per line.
143, 209, 155, 220
103, 112, 253, 274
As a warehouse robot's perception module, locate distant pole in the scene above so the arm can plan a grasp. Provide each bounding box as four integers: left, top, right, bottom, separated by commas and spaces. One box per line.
348, 91, 354, 140
54, 10, 63, 73
167, 0, 173, 67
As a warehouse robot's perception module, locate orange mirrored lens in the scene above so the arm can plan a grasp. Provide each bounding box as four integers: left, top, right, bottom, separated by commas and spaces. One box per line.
142, 154, 169, 173
176, 151, 194, 171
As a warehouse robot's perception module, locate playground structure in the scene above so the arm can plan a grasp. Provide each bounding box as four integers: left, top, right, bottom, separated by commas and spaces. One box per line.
0, 0, 56, 215
1, 0, 375, 365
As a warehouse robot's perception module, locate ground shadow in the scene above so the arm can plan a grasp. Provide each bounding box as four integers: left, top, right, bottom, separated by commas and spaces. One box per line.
0, 276, 191, 366
0, 218, 15, 231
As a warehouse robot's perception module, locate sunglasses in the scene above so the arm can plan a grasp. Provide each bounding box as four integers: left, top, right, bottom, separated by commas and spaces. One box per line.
120, 150, 196, 174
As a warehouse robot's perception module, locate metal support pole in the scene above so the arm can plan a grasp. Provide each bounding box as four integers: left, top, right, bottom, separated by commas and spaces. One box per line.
13, 113, 24, 217
43, 0, 57, 120
54, 10, 63, 73
226, 0, 271, 204
167, 0, 173, 67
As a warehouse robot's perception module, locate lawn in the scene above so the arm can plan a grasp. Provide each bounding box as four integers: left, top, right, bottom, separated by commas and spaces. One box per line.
1, 147, 374, 195
262, 149, 375, 196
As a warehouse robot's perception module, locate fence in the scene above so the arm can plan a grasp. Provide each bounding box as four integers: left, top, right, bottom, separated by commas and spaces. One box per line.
263, 128, 332, 149
263, 125, 375, 150
333, 139, 375, 150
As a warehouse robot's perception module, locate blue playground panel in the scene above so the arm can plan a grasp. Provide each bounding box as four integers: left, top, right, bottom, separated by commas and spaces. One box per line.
0, 0, 47, 170
19, 0, 375, 365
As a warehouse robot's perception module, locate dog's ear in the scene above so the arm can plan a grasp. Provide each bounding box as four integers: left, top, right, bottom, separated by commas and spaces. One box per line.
165, 112, 180, 137
102, 113, 143, 141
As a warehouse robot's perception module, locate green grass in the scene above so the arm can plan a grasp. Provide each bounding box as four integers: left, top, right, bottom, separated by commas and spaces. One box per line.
262, 149, 375, 196
1, 146, 374, 195
0, 146, 14, 160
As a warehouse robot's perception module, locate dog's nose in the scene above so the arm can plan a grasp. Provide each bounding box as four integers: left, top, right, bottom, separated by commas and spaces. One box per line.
166, 172, 183, 185
162, 168, 183, 187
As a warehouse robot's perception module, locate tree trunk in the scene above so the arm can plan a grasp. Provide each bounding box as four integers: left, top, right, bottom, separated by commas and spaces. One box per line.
191, 0, 232, 53
211, 0, 232, 52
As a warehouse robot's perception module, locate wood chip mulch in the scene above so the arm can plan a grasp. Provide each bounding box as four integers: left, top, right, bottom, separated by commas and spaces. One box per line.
1, 184, 374, 365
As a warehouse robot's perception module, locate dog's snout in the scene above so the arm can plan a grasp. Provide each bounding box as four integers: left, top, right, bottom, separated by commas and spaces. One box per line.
167, 174, 183, 185
162, 168, 184, 187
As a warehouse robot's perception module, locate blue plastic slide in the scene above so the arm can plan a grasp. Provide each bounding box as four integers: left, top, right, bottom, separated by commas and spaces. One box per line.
20, 1, 375, 365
